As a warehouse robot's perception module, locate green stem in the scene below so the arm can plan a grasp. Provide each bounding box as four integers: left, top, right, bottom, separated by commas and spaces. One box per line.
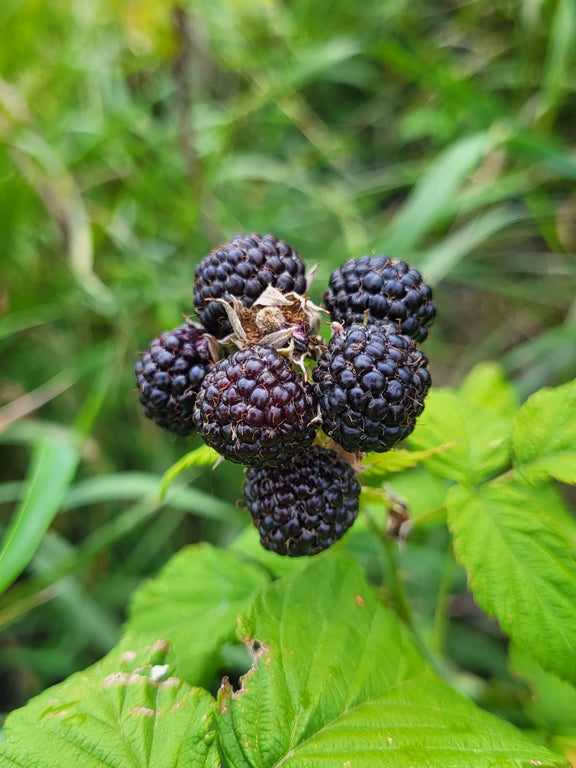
431, 543, 455, 655
383, 534, 415, 628
365, 511, 414, 628
365, 510, 443, 674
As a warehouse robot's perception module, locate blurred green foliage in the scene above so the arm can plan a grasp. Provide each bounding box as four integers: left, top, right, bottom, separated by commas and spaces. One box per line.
0, 0, 575, 728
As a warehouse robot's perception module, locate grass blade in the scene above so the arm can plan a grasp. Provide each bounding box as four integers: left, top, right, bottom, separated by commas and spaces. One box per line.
0, 434, 79, 595
420, 207, 525, 285
538, 0, 576, 127
379, 132, 495, 256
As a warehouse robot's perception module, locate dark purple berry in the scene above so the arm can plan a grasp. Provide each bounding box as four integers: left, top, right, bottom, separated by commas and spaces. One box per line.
135, 323, 215, 436
193, 345, 318, 466
324, 255, 435, 342
313, 323, 430, 453
244, 447, 360, 556
194, 234, 307, 337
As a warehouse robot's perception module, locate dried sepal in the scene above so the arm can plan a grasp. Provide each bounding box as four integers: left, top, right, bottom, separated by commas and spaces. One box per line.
213, 286, 326, 366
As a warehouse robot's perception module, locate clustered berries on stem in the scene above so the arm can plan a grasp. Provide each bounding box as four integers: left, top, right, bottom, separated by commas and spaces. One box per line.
135, 233, 435, 556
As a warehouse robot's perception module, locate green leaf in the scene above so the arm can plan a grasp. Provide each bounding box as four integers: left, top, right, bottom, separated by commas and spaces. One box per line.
409, 363, 516, 483
407, 389, 468, 481
229, 524, 309, 579
510, 645, 576, 739
159, 444, 221, 499
513, 378, 576, 484
0, 433, 80, 595
0, 637, 218, 768
383, 467, 450, 525
278, 675, 564, 767
447, 481, 576, 685
531, 483, 576, 546
126, 543, 270, 686
458, 361, 519, 415
216, 553, 561, 767
360, 444, 455, 478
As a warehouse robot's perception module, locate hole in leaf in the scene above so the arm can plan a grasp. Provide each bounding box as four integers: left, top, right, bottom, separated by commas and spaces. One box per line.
210, 642, 252, 696
250, 639, 263, 656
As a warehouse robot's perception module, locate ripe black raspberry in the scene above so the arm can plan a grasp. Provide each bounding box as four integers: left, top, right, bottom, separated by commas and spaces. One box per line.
244, 447, 360, 556
194, 234, 308, 337
135, 323, 215, 436
324, 255, 435, 342
193, 345, 318, 466
313, 323, 431, 453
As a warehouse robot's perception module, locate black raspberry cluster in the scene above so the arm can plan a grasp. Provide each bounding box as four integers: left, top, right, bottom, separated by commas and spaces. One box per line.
135, 235, 435, 556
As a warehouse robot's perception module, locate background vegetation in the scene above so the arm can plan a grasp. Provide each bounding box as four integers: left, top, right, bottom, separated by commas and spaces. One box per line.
1, 0, 575, 744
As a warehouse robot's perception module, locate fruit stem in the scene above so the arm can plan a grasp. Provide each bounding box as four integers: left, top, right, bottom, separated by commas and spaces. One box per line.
382, 531, 415, 628
365, 509, 441, 673
365, 510, 414, 628
431, 542, 456, 655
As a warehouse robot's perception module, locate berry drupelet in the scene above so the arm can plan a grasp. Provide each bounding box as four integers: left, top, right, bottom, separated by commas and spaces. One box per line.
135, 322, 215, 436
194, 234, 308, 337
324, 255, 435, 342
244, 446, 360, 556
313, 322, 431, 453
193, 345, 318, 466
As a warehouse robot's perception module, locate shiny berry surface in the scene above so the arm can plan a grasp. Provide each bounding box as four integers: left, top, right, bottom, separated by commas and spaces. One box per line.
245, 447, 359, 556
313, 323, 430, 453
193, 345, 318, 466
324, 255, 435, 342
135, 323, 214, 436
194, 233, 307, 337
